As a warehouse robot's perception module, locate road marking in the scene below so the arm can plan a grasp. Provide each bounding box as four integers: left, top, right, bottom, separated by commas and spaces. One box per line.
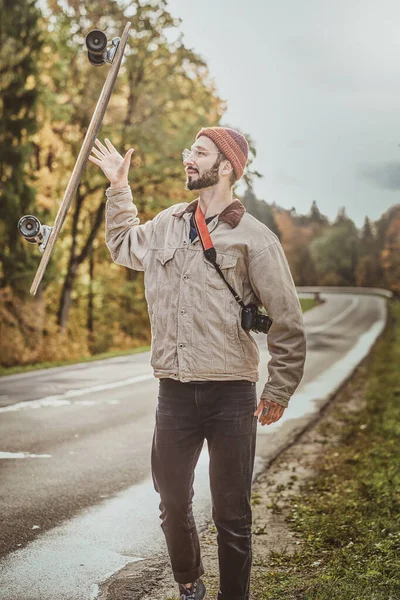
307, 297, 359, 334
0, 374, 154, 413
0, 452, 52, 459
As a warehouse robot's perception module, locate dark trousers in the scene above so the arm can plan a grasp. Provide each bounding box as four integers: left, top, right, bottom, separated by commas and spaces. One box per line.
151, 378, 257, 600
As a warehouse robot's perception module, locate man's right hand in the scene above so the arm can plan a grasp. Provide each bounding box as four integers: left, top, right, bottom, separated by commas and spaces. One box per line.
88, 138, 134, 188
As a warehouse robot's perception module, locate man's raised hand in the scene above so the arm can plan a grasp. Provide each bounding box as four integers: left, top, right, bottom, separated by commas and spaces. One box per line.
88, 138, 134, 186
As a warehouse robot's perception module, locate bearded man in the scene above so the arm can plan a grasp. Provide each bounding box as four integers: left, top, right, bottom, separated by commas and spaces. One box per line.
89, 127, 306, 600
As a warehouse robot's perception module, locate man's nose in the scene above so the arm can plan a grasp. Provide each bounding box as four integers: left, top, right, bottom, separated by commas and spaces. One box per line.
183, 155, 195, 167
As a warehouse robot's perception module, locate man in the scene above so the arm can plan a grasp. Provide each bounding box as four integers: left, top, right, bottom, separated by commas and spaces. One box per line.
88, 127, 306, 600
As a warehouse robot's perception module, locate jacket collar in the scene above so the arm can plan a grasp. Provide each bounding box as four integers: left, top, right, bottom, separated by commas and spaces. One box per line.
172, 198, 246, 229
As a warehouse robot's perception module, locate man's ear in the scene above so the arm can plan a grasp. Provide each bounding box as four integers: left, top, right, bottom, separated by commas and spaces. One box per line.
221, 159, 233, 177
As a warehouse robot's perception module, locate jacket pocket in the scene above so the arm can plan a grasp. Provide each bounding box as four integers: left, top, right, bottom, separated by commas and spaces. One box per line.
203, 253, 238, 290
155, 247, 177, 286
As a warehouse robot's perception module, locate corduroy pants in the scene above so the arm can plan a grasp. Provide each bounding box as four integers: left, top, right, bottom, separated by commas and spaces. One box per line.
151, 378, 257, 600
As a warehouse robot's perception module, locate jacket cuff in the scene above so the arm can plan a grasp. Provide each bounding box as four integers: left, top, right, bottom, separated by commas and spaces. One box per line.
260, 386, 290, 408
105, 185, 131, 199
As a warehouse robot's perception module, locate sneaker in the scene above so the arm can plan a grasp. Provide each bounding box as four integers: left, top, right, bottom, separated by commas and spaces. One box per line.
178, 578, 206, 600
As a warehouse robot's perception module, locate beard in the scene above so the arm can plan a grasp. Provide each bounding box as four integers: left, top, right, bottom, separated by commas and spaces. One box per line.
185, 158, 221, 191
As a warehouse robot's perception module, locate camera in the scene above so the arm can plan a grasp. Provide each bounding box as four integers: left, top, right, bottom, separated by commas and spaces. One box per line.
241, 304, 272, 334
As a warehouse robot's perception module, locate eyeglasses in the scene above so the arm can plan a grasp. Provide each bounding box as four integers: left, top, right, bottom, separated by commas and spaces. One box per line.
182, 148, 222, 162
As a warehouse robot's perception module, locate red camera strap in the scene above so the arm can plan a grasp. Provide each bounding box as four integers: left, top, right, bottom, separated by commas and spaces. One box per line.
193, 202, 246, 309
194, 203, 214, 252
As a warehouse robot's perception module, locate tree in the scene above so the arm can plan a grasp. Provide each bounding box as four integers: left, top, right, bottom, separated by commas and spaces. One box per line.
335, 206, 348, 223
361, 216, 373, 243
0, 0, 46, 294
310, 218, 361, 285
379, 206, 400, 296
355, 216, 384, 288
241, 186, 280, 237
308, 201, 329, 226
272, 209, 318, 285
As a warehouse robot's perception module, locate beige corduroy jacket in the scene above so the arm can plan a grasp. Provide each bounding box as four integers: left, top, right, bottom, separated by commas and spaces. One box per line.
105, 185, 306, 408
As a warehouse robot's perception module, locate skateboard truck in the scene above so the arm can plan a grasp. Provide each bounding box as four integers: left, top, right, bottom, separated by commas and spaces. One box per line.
85, 30, 121, 66
17, 215, 52, 253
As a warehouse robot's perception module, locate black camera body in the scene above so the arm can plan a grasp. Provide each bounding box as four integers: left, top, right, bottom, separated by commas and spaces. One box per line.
241, 304, 272, 334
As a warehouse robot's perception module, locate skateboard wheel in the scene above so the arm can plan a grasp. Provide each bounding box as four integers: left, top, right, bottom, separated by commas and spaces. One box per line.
18, 215, 41, 240
87, 51, 105, 66
85, 30, 107, 54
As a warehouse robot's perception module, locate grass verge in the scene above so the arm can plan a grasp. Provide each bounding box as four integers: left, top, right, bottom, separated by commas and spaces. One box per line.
255, 301, 400, 599
0, 298, 317, 377
298, 297, 320, 312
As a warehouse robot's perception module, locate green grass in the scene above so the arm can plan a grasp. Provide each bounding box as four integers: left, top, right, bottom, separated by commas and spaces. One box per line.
299, 297, 320, 312
0, 297, 317, 377
255, 301, 400, 599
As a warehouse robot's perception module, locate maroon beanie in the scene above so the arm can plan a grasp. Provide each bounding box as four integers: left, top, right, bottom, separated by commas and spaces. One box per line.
195, 126, 249, 180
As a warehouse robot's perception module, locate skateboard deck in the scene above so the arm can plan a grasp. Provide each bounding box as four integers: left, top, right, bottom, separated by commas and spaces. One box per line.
26, 22, 131, 295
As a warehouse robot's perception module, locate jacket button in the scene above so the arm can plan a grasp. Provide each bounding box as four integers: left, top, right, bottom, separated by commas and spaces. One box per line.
178, 343, 185, 348
183, 240, 187, 245
182, 274, 188, 280
180, 309, 186, 315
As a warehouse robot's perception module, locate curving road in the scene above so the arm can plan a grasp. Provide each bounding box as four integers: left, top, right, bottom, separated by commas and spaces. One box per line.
0, 288, 389, 600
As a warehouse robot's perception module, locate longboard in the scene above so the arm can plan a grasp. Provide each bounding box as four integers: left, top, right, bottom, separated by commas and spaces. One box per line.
23, 22, 131, 295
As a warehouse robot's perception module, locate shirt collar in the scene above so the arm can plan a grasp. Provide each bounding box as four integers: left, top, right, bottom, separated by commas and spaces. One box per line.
172, 198, 246, 229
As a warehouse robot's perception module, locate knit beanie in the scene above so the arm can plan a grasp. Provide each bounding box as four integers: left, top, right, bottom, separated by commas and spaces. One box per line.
195, 126, 249, 180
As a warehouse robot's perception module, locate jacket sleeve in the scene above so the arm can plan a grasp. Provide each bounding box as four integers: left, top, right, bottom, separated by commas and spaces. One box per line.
105, 185, 154, 271
248, 243, 306, 408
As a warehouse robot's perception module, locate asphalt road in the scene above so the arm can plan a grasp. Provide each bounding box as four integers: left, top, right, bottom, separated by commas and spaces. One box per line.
0, 289, 389, 599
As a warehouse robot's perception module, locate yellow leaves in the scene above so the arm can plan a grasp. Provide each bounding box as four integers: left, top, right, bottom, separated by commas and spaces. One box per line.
40, 73, 53, 86
35, 192, 54, 211
25, 75, 36, 90
56, 93, 71, 104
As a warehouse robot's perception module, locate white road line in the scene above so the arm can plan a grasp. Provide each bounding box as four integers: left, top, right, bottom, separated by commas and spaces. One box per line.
307, 297, 359, 334
0, 452, 52, 459
0, 374, 154, 413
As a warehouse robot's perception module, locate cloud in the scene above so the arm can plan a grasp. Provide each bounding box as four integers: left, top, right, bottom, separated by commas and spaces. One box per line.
358, 161, 400, 191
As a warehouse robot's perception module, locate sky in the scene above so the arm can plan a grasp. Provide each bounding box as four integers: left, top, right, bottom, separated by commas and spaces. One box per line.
166, 0, 400, 226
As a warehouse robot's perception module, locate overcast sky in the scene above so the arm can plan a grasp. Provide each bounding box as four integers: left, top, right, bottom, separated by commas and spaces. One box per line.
167, 0, 400, 226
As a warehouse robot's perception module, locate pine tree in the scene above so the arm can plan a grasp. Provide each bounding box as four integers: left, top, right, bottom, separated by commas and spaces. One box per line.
361, 216, 374, 242
241, 186, 280, 237
308, 200, 328, 225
